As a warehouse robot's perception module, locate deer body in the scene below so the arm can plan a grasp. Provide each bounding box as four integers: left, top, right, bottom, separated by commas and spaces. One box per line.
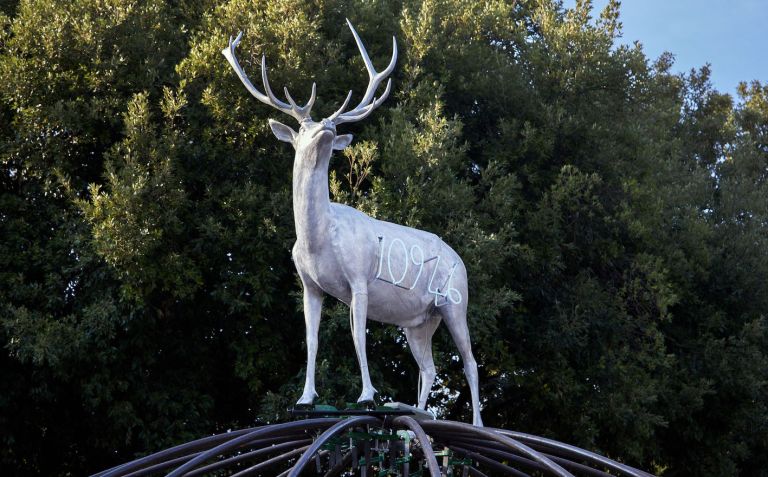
223, 20, 482, 426
293, 198, 466, 329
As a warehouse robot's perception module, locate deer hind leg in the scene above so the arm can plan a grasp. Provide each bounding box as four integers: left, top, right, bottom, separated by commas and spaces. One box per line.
440, 304, 483, 427
297, 279, 323, 405
351, 289, 377, 403
404, 315, 441, 409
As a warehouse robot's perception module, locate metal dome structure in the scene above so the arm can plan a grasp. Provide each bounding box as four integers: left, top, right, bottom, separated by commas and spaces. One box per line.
93, 404, 654, 477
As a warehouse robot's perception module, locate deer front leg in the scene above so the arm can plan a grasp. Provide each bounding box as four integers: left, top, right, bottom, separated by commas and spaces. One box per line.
351, 290, 377, 403
297, 280, 323, 406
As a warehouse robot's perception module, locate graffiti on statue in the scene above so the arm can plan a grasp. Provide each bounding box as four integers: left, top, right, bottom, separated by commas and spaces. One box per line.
374, 236, 462, 307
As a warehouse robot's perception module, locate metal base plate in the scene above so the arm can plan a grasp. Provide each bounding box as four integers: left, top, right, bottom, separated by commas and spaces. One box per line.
383, 402, 436, 421
289, 402, 414, 418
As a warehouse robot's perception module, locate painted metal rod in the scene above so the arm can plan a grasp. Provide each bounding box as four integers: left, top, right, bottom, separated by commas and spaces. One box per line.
287, 416, 382, 477
95, 419, 656, 477
165, 418, 340, 477
494, 429, 654, 477
230, 444, 312, 477
96, 427, 260, 477
443, 439, 546, 473
119, 451, 202, 477
323, 450, 354, 477
392, 416, 440, 477
467, 466, 491, 477
449, 445, 531, 477
457, 433, 648, 477
542, 452, 617, 477
450, 438, 613, 477
420, 420, 573, 477
118, 435, 306, 477
277, 450, 329, 477
185, 438, 313, 477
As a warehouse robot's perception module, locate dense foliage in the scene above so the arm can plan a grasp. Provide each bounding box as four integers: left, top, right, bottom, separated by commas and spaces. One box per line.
1, 0, 766, 475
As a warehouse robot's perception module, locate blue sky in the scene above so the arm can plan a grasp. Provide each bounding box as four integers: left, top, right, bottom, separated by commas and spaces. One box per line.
563, 0, 768, 96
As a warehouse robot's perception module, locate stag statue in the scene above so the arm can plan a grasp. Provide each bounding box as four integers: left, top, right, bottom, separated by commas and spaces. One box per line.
222, 20, 482, 426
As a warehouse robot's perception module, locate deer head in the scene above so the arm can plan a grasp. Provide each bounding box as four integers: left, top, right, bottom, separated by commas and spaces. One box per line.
221, 19, 397, 167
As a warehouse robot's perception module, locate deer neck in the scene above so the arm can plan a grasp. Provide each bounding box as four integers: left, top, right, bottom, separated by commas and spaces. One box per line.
292, 150, 332, 253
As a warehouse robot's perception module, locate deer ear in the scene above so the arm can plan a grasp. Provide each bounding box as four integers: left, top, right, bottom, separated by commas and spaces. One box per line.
332, 134, 353, 151
269, 119, 297, 145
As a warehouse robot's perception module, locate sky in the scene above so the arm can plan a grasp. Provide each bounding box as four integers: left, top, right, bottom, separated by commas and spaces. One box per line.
563, 0, 768, 96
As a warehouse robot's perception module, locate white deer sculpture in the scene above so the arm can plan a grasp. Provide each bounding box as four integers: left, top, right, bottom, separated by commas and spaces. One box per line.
223, 20, 483, 426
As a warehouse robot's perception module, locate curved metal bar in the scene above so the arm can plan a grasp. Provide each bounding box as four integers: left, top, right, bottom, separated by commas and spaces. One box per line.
392, 416, 440, 477
322, 450, 354, 477
468, 466, 491, 477
287, 416, 382, 477
420, 420, 573, 477
450, 438, 613, 477
449, 444, 531, 477
443, 439, 545, 473
543, 452, 616, 477
230, 444, 312, 477
459, 432, 650, 477
277, 450, 329, 477
97, 419, 655, 477
119, 451, 201, 477
164, 418, 339, 477
118, 435, 307, 477
494, 429, 654, 477
96, 427, 260, 477
185, 438, 313, 477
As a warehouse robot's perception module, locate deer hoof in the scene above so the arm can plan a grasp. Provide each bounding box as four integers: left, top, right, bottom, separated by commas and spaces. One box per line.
296, 391, 317, 406
356, 388, 377, 405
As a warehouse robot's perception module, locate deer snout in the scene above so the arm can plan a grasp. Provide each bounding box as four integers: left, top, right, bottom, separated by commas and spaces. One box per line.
311, 121, 336, 139
310, 127, 334, 140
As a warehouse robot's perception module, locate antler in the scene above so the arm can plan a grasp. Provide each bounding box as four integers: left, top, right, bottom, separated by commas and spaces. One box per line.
222, 32, 316, 123
327, 19, 397, 126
